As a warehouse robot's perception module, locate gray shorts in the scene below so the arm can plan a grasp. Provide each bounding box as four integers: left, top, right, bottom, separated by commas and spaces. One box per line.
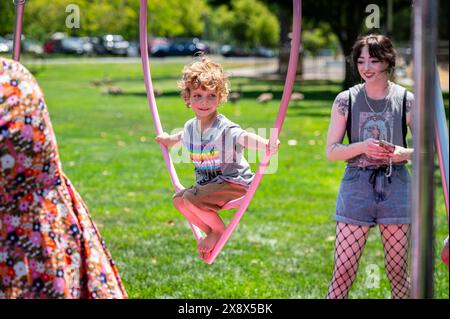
334, 165, 411, 226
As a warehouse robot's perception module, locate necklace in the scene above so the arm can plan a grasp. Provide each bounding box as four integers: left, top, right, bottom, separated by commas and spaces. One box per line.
363, 82, 392, 114
363, 82, 394, 177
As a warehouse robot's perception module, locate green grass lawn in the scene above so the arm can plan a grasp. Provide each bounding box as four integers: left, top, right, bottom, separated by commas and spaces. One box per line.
30, 59, 448, 299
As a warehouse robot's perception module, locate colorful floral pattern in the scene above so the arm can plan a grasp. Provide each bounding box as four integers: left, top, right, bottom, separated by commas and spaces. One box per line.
0, 58, 127, 299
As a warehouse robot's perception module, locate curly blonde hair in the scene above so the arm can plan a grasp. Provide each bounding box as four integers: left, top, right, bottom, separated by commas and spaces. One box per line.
178, 55, 230, 107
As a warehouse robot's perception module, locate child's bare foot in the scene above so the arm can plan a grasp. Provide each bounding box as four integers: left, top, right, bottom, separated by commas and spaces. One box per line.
198, 231, 223, 260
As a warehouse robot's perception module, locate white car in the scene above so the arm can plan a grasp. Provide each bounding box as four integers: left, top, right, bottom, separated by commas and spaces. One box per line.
0, 36, 12, 53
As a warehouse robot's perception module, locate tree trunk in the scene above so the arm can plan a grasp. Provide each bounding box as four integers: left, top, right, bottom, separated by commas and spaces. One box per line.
278, 47, 302, 76
277, 6, 302, 76
341, 40, 359, 90
332, 5, 365, 90
278, 5, 291, 45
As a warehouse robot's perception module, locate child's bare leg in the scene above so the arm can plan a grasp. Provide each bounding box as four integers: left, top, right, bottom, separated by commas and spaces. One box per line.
183, 200, 226, 259
196, 211, 226, 260
173, 196, 211, 234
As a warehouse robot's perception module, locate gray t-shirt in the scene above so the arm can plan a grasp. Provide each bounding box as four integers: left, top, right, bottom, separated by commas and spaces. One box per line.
333, 82, 414, 167
182, 114, 254, 186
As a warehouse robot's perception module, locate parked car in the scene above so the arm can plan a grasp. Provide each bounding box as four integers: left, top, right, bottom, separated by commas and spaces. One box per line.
60, 37, 93, 55
23, 39, 44, 55
0, 36, 11, 53
101, 34, 129, 56
252, 47, 275, 58
89, 36, 108, 55
166, 38, 209, 56
151, 43, 170, 57
1, 34, 19, 54
220, 44, 250, 57
127, 41, 139, 57
1, 34, 43, 56
149, 37, 170, 57
43, 32, 67, 54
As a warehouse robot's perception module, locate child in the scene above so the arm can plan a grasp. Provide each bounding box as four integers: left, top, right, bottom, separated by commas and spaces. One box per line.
155, 56, 280, 261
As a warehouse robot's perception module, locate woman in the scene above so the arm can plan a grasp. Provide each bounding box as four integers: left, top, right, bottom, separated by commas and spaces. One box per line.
325, 34, 414, 299
0, 57, 127, 298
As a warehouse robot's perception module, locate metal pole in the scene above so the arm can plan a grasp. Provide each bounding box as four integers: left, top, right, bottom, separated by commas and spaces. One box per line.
12, 0, 26, 61
434, 61, 449, 220
411, 0, 438, 299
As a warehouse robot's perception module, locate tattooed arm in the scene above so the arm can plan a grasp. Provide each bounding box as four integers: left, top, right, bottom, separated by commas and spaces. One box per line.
326, 92, 389, 161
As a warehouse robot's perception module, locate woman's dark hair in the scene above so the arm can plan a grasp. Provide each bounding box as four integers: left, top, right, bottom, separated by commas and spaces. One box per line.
352, 34, 397, 74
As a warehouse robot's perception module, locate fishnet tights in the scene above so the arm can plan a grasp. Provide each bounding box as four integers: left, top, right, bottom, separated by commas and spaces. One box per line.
380, 224, 411, 299
327, 223, 370, 299
327, 222, 410, 299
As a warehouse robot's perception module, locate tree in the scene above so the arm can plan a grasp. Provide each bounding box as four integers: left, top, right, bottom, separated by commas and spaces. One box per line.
208, 0, 283, 47
143, 0, 210, 38
23, 0, 70, 41
258, 0, 417, 88
303, 0, 421, 89
177, 0, 210, 37
302, 22, 339, 56
302, 1, 373, 89
15, 0, 210, 42
207, 5, 234, 43
209, 0, 279, 48
0, 1, 19, 36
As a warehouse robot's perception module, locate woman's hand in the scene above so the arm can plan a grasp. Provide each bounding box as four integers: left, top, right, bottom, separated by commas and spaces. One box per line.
392, 145, 413, 162
362, 138, 392, 159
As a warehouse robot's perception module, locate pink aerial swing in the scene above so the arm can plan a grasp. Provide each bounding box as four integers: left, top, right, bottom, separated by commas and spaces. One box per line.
139, 0, 302, 264
12, 0, 25, 62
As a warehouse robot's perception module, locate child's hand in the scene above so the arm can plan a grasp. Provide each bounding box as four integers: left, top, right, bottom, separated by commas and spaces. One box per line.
266, 138, 281, 156
155, 131, 183, 147
155, 132, 170, 146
